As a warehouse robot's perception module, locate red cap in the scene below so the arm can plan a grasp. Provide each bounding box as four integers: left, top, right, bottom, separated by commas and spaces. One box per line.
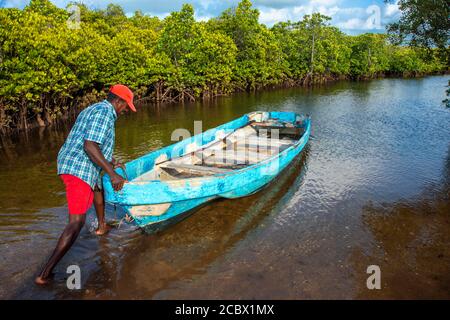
109, 84, 136, 112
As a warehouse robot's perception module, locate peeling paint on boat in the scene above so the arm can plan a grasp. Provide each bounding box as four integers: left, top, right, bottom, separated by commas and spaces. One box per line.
154, 153, 168, 165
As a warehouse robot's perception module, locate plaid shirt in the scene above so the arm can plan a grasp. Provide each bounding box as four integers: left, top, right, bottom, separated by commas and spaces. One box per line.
57, 100, 117, 189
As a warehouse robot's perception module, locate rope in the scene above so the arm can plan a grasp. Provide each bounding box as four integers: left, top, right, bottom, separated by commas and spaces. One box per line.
116, 213, 134, 229
111, 202, 134, 229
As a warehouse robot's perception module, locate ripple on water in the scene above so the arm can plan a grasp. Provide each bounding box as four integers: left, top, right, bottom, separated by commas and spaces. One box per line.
0, 76, 449, 299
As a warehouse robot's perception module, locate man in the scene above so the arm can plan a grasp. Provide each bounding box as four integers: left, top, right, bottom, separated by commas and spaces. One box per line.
35, 84, 137, 285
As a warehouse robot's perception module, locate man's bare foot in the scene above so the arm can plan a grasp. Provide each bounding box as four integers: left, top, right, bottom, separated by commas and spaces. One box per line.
35, 273, 54, 286
95, 223, 113, 236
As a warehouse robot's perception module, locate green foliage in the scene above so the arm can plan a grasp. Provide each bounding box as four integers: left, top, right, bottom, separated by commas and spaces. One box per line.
0, 5, 76, 120
385, 0, 450, 51
0, 0, 447, 132
272, 14, 352, 79
157, 4, 236, 96
389, 47, 445, 75
349, 34, 391, 78
211, 0, 288, 89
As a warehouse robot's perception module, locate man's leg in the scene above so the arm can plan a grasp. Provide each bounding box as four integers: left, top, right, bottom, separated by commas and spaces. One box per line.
35, 214, 86, 285
93, 188, 112, 235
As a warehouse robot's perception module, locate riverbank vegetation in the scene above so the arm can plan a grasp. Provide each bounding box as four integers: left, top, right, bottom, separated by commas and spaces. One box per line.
0, 0, 448, 133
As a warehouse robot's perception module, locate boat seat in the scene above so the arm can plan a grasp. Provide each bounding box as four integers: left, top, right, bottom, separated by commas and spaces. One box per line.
250, 124, 303, 137
228, 136, 295, 149
203, 150, 270, 165
234, 145, 274, 154
160, 162, 231, 175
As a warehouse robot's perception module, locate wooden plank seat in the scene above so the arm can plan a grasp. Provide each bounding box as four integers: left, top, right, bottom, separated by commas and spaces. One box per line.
231, 136, 295, 149
190, 137, 294, 157
234, 141, 293, 152
250, 123, 303, 137
234, 145, 275, 154
203, 150, 270, 166
189, 137, 295, 162
251, 121, 295, 127
160, 162, 232, 175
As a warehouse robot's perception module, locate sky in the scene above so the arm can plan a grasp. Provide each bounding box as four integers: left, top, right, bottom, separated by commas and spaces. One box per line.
0, 0, 401, 34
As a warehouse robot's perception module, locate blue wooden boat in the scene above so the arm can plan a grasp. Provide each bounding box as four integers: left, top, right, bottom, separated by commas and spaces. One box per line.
103, 111, 311, 233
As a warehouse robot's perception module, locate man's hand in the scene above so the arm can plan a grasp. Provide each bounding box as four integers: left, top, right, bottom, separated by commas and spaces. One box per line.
84, 141, 128, 191
110, 172, 126, 191
111, 158, 125, 170
111, 158, 128, 181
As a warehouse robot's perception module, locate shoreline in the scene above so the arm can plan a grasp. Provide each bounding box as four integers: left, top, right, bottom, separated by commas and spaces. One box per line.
0, 72, 448, 137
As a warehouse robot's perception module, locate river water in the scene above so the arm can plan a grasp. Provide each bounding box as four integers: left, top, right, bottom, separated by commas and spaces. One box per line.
0, 76, 449, 299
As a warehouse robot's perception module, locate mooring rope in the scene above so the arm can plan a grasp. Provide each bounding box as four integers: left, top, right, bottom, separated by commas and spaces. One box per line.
116, 213, 134, 229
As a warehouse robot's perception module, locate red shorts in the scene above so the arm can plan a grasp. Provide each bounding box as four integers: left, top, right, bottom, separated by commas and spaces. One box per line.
60, 174, 94, 215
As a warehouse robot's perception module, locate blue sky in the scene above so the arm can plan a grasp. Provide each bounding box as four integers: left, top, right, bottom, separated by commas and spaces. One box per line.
1, 0, 401, 34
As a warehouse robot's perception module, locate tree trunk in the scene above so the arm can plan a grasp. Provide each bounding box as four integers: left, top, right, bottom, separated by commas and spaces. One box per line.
310, 33, 315, 74
36, 113, 46, 127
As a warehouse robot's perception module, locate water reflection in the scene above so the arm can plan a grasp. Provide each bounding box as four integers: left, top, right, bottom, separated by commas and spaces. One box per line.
353, 146, 450, 299
65, 149, 309, 299
0, 76, 449, 299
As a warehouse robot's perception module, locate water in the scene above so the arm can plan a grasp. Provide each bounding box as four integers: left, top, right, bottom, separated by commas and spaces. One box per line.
0, 76, 449, 299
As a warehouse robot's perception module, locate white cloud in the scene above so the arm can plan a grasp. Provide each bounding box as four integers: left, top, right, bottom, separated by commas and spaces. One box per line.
258, 1, 342, 26
195, 14, 213, 22
310, 0, 340, 6
257, 0, 396, 32
259, 7, 291, 24
1, 0, 401, 34
254, 0, 341, 9
336, 18, 367, 30
385, 1, 400, 18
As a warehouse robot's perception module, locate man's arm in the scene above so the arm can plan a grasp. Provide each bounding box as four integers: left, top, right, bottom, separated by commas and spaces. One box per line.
84, 140, 126, 191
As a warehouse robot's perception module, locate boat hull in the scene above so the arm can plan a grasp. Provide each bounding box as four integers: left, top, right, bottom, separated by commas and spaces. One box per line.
103, 111, 311, 232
